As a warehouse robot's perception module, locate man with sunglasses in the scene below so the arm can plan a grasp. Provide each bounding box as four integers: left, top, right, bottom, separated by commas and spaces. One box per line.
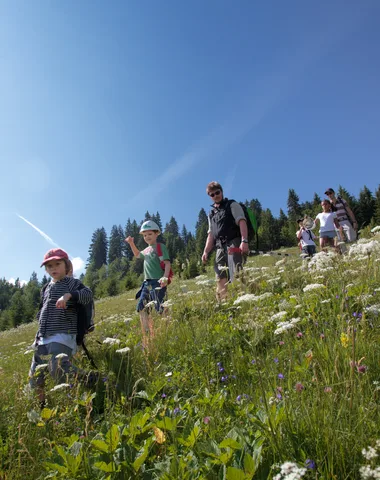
324, 188, 358, 242
202, 181, 249, 301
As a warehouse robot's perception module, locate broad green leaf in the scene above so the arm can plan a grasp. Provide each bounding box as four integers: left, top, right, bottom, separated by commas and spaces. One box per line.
186, 424, 201, 448
94, 461, 117, 473
92, 439, 110, 453
155, 417, 176, 431
219, 438, 242, 450
44, 462, 67, 474
243, 453, 256, 475
226, 466, 247, 480
106, 424, 120, 452
133, 441, 151, 472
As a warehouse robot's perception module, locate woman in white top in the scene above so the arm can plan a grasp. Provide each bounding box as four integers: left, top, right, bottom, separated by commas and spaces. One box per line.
314, 200, 343, 250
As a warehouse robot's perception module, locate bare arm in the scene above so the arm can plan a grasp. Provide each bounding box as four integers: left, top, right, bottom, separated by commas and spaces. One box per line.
345, 205, 358, 229
124, 236, 141, 258
202, 232, 215, 263
238, 219, 249, 254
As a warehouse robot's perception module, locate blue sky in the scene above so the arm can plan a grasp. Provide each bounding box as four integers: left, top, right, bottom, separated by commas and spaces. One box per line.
1, 0, 379, 283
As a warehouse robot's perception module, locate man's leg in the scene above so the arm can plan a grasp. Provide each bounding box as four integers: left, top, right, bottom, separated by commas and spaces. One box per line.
216, 277, 228, 302
342, 221, 357, 242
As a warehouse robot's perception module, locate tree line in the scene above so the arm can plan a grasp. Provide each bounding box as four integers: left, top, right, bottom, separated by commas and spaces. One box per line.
1, 184, 379, 331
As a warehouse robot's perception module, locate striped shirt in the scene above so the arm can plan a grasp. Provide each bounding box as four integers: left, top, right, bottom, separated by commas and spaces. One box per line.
334, 197, 349, 222
37, 277, 93, 338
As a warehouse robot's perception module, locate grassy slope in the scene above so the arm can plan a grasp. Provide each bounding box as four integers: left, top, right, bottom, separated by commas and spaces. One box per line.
0, 242, 380, 479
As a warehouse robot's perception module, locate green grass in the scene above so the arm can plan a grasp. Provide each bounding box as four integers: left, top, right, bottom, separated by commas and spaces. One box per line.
1, 238, 380, 479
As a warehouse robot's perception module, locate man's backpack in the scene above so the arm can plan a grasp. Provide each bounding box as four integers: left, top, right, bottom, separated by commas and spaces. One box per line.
231, 201, 259, 251
156, 243, 174, 285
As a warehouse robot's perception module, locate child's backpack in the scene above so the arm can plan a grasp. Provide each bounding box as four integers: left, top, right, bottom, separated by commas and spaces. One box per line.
156, 243, 174, 285
76, 284, 95, 345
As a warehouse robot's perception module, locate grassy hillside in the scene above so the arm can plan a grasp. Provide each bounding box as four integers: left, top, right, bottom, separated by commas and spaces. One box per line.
0, 240, 380, 479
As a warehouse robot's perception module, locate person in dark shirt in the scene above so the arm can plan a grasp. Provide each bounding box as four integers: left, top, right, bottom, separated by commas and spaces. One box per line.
202, 181, 249, 301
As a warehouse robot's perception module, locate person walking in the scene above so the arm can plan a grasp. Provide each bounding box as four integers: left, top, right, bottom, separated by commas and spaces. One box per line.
202, 181, 249, 301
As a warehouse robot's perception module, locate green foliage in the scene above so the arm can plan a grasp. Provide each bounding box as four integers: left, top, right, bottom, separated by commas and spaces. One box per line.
1, 239, 380, 478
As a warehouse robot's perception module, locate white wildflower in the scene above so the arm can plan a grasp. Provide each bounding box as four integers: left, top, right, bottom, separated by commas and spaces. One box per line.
24, 348, 35, 355
270, 311, 287, 322
349, 240, 380, 257
366, 305, 380, 314
371, 226, 380, 233
267, 277, 281, 284
360, 465, 380, 479
103, 337, 121, 345
275, 259, 286, 266
50, 383, 70, 392
196, 279, 215, 286
303, 283, 325, 293
362, 446, 378, 461
321, 299, 331, 304
165, 372, 172, 377
161, 300, 173, 308
27, 409, 41, 423
195, 274, 207, 280
35, 363, 49, 372
144, 301, 156, 308
273, 461, 307, 480
124, 317, 133, 323
55, 353, 68, 359
217, 265, 229, 271
116, 347, 131, 354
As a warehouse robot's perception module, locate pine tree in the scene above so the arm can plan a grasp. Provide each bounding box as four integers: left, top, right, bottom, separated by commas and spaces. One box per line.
195, 209, 209, 256
287, 189, 302, 221
108, 225, 124, 264
87, 227, 108, 269
40, 274, 49, 287
164, 217, 179, 237
258, 209, 278, 251
374, 185, 380, 224
357, 185, 375, 227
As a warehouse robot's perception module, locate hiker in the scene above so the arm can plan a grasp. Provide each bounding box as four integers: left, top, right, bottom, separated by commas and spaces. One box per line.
29, 248, 94, 405
202, 181, 249, 301
314, 200, 344, 251
125, 220, 171, 351
296, 218, 317, 257
324, 188, 358, 242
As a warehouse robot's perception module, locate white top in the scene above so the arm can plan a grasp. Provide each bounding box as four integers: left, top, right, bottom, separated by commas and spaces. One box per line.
315, 212, 337, 232
39, 333, 77, 354
296, 229, 316, 247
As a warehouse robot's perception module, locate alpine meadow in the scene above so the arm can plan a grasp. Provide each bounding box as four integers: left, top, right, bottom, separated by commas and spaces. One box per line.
1, 187, 380, 479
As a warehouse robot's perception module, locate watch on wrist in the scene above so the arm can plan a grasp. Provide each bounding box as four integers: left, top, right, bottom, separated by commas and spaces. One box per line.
241, 238, 249, 244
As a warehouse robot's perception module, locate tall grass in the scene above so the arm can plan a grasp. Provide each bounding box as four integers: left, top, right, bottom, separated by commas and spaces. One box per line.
0, 237, 380, 479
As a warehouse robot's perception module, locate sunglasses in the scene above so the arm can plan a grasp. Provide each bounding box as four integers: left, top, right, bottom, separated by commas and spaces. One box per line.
209, 190, 221, 198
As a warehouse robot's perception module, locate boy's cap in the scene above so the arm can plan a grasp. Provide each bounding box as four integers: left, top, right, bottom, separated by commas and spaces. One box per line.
41, 248, 69, 267
325, 188, 335, 195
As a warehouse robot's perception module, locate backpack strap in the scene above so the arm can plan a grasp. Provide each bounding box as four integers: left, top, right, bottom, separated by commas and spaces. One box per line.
156, 242, 163, 259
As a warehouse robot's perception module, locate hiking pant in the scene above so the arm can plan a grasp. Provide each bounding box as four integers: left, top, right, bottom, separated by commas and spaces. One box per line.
29, 342, 76, 388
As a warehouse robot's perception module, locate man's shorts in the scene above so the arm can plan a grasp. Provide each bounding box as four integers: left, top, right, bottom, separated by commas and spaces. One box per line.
319, 230, 336, 239
214, 238, 243, 282
336, 220, 357, 243
136, 280, 167, 313
29, 342, 75, 388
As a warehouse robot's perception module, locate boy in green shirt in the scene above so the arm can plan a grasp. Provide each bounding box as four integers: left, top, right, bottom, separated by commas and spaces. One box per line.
125, 220, 171, 350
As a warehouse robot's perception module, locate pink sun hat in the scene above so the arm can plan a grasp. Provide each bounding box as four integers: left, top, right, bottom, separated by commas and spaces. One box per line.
41, 248, 69, 267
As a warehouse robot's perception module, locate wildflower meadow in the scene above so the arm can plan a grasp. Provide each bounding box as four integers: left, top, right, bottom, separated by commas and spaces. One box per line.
1, 234, 380, 479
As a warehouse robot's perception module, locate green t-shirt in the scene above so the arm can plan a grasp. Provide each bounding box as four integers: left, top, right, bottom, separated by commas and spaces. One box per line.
139, 243, 170, 280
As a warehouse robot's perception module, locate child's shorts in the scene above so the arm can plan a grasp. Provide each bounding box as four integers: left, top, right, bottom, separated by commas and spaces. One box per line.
320, 230, 336, 239
29, 342, 76, 388
136, 280, 167, 313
